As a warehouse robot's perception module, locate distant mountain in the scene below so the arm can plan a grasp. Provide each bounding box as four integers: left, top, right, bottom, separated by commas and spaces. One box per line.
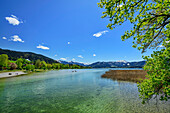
58, 60, 146, 68
0, 48, 58, 64
58, 60, 88, 66
0, 48, 146, 68
116, 60, 127, 63
88, 61, 146, 68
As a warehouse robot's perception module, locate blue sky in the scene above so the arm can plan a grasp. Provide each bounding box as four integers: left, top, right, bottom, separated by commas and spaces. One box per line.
0, 0, 153, 63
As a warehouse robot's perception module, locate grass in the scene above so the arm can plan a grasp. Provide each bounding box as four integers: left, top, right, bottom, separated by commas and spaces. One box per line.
24, 69, 48, 74
0, 69, 21, 73
102, 70, 147, 82
9, 60, 16, 63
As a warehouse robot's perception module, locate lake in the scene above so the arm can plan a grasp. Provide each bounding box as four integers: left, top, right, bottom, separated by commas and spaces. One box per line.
0, 69, 169, 113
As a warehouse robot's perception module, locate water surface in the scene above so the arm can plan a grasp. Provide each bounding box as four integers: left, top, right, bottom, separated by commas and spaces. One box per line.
0, 69, 169, 113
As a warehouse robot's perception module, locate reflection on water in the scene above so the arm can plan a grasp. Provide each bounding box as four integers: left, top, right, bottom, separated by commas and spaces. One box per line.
0, 69, 169, 113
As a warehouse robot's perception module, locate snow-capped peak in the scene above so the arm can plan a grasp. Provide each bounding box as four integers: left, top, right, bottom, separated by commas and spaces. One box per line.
116, 60, 127, 63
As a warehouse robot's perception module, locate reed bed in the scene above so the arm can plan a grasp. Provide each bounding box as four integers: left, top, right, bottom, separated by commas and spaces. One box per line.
102, 70, 147, 82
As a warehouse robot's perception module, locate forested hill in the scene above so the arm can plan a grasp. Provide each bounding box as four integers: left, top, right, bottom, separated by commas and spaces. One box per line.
0, 48, 58, 64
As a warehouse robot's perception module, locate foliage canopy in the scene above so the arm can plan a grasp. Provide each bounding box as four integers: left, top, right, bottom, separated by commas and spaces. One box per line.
98, 0, 170, 52
0, 54, 8, 68
16, 58, 23, 69
98, 0, 170, 103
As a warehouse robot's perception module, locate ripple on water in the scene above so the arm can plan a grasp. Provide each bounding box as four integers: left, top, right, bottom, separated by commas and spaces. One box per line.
0, 69, 169, 113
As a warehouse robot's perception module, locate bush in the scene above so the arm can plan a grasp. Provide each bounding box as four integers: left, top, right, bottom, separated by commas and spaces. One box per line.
26, 64, 35, 71
9, 63, 17, 70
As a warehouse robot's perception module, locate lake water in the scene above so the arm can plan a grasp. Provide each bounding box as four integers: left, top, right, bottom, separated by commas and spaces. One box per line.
0, 69, 169, 113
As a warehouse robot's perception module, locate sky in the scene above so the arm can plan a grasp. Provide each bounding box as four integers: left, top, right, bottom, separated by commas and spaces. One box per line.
0, 0, 154, 64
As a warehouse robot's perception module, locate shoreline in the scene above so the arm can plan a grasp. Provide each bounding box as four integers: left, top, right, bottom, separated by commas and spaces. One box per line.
0, 71, 27, 79
0, 69, 48, 79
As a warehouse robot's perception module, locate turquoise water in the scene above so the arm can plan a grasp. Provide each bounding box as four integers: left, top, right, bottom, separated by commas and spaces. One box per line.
0, 69, 169, 113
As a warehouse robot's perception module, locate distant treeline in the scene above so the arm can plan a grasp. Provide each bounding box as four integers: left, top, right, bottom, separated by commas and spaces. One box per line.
0, 54, 89, 71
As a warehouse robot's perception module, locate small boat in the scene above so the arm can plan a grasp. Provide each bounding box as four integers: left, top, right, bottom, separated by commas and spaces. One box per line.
72, 70, 77, 72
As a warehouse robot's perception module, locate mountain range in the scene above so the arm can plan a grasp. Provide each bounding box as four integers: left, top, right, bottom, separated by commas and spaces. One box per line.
58, 60, 89, 67
0, 48, 145, 68
59, 60, 146, 68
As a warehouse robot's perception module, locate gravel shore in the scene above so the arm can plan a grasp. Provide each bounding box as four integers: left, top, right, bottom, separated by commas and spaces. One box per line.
0, 71, 27, 79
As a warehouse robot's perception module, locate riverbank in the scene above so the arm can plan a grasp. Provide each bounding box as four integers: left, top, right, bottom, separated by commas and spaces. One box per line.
102, 70, 147, 82
0, 71, 27, 79
0, 69, 49, 79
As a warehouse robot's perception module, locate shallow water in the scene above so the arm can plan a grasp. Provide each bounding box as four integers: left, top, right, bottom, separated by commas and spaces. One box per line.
0, 69, 169, 113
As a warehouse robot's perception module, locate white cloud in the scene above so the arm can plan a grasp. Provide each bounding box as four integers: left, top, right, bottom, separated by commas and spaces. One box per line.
93, 54, 96, 57
157, 40, 169, 48
68, 42, 70, 44
118, 4, 123, 8
79, 62, 90, 65
78, 55, 83, 58
2, 37, 7, 40
117, 60, 127, 63
5, 15, 23, 25
157, 45, 164, 48
60, 58, 67, 61
55, 54, 57, 56
37, 44, 49, 50
72, 58, 75, 61
165, 40, 170, 43
93, 30, 108, 37
11, 35, 24, 42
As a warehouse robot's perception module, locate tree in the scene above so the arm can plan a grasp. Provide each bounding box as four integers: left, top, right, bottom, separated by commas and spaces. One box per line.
40, 61, 47, 70
74, 64, 80, 69
30, 60, 34, 65
47, 64, 52, 70
16, 58, 23, 69
52, 63, 61, 69
63, 64, 70, 69
9, 63, 17, 70
139, 46, 169, 103
0, 54, 9, 69
26, 64, 31, 71
98, 0, 170, 103
26, 64, 35, 71
31, 65, 35, 71
35, 59, 41, 69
